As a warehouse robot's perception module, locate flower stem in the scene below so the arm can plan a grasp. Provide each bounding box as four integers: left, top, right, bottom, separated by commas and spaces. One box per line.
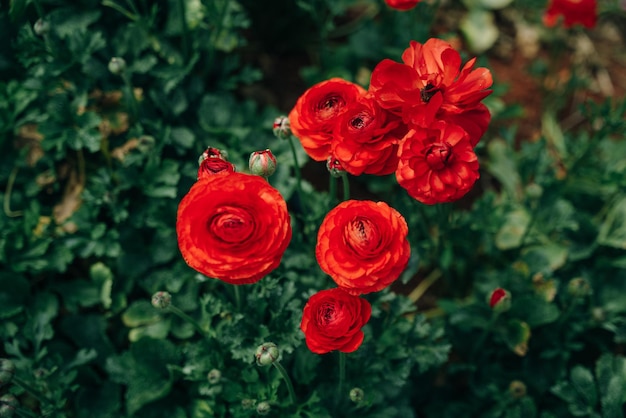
340, 172, 350, 202
272, 361, 297, 405
168, 304, 208, 337
408, 269, 442, 304
328, 174, 337, 206
471, 312, 500, 360
233, 285, 242, 312
287, 135, 304, 204
337, 351, 346, 404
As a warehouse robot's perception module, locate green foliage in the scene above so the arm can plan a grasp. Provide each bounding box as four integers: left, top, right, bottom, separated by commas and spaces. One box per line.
1, 0, 626, 417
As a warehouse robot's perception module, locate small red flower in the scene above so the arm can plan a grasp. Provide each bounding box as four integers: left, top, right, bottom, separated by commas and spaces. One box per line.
489, 288, 511, 312
332, 94, 406, 176
300, 288, 372, 354
197, 147, 235, 179
370, 38, 493, 145
289, 78, 366, 161
316, 200, 410, 294
384, 0, 420, 10
396, 121, 479, 205
543, 0, 597, 29
176, 172, 292, 284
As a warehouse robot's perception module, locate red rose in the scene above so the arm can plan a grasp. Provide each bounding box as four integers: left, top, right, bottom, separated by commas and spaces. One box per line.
369, 38, 493, 145
332, 94, 406, 176
300, 288, 372, 354
316, 200, 410, 295
396, 120, 479, 205
384, 0, 420, 10
176, 172, 292, 284
543, 0, 597, 29
288, 78, 366, 161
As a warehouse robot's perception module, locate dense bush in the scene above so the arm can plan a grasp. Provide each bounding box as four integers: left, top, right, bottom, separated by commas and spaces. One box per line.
1, 0, 626, 417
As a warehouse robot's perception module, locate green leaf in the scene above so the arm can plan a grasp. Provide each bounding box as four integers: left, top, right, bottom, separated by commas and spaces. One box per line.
485, 139, 522, 200
0, 273, 29, 318
522, 244, 568, 273
459, 9, 499, 54
122, 300, 163, 328
598, 196, 626, 249
495, 208, 530, 250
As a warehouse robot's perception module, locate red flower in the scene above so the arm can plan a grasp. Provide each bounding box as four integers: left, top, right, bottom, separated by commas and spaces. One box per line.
396, 120, 479, 204
176, 172, 292, 284
543, 0, 597, 29
489, 288, 511, 312
369, 38, 493, 145
332, 94, 406, 176
384, 0, 420, 10
197, 147, 235, 179
300, 288, 372, 354
316, 200, 410, 295
289, 78, 366, 161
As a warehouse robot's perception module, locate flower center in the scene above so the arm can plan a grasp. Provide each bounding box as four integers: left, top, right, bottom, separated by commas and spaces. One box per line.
209, 207, 253, 243
317, 94, 346, 120
349, 111, 373, 131
317, 302, 337, 326
425, 142, 452, 170
345, 217, 380, 257
420, 83, 440, 103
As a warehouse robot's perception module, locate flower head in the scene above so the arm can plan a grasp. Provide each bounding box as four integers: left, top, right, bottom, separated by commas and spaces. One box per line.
384, 0, 420, 10
396, 121, 479, 204
249, 149, 277, 178
489, 287, 512, 312
300, 288, 371, 354
289, 78, 366, 161
316, 200, 410, 294
176, 173, 292, 284
543, 0, 597, 29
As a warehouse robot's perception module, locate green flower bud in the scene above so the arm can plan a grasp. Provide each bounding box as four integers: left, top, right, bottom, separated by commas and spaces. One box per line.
525, 183, 543, 200
0, 394, 18, 418
488, 288, 511, 313
249, 150, 277, 178
241, 398, 256, 410
256, 401, 271, 416
207, 369, 221, 385
349, 387, 364, 403
108, 57, 127, 75
151, 291, 172, 309
255, 342, 279, 366
33, 18, 50, 36
0, 359, 15, 387
509, 380, 527, 399
567, 277, 591, 298
272, 116, 291, 139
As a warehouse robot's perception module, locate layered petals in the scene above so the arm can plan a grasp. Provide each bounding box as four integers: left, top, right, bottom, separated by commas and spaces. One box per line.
300, 288, 372, 354
316, 200, 410, 294
543, 0, 597, 29
396, 121, 479, 204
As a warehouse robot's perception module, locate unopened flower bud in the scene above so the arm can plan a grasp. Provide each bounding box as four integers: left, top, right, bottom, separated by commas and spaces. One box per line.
567, 278, 591, 298
525, 183, 543, 200
33, 18, 49, 36
108, 57, 126, 75
326, 156, 345, 178
151, 291, 172, 309
207, 369, 221, 385
489, 288, 511, 312
0, 394, 17, 418
349, 387, 364, 403
241, 398, 256, 410
198, 147, 226, 164
272, 116, 291, 139
256, 401, 271, 416
249, 150, 276, 178
0, 359, 15, 387
255, 342, 279, 366
508, 380, 527, 399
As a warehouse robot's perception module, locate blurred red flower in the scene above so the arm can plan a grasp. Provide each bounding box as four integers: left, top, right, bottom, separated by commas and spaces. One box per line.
370, 38, 493, 145
289, 78, 366, 161
176, 173, 292, 284
396, 120, 479, 204
316, 200, 410, 294
332, 94, 407, 176
384, 0, 420, 11
543, 0, 597, 29
300, 288, 372, 354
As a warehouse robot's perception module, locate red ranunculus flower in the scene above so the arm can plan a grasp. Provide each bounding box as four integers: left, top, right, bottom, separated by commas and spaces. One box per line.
543, 0, 597, 29
384, 0, 420, 10
316, 200, 410, 294
176, 172, 292, 284
332, 94, 406, 176
197, 147, 235, 179
369, 38, 493, 145
289, 78, 366, 161
396, 120, 479, 205
300, 288, 372, 354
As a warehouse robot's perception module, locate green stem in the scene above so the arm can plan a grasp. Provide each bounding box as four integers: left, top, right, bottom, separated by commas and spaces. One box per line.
337, 351, 346, 404
340, 172, 350, 202
286, 135, 304, 204
3, 166, 23, 217
12, 376, 56, 408
272, 361, 297, 405
233, 285, 242, 312
31, 0, 44, 18
102, 0, 139, 21
176, 0, 190, 63
408, 269, 442, 304
470, 312, 500, 360
121, 72, 139, 123
168, 305, 208, 337
328, 174, 337, 207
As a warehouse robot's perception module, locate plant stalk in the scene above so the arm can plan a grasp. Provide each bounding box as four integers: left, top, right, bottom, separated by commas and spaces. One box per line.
272, 361, 297, 405
168, 304, 208, 337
